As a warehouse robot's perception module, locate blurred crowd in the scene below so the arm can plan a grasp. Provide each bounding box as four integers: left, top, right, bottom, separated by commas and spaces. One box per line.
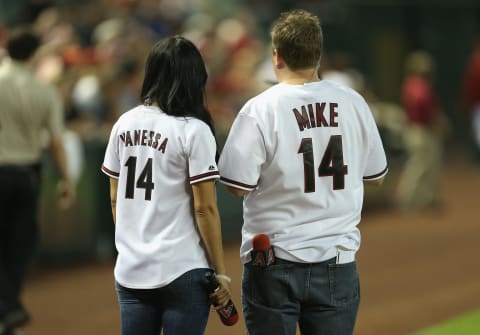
0, 0, 281, 143
0, 0, 479, 214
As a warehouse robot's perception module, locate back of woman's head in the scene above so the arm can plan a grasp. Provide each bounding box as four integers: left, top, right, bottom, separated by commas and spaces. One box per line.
141, 36, 214, 133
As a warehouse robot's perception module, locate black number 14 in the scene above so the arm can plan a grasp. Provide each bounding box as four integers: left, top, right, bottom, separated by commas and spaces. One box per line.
124, 156, 155, 200
298, 135, 348, 192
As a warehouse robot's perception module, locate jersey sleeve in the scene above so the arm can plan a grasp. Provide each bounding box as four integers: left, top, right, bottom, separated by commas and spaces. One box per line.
363, 106, 388, 181
101, 122, 121, 179
186, 121, 220, 184
218, 113, 266, 191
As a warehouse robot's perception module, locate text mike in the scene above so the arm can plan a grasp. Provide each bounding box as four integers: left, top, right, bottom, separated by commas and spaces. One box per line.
251, 234, 275, 267
205, 272, 239, 326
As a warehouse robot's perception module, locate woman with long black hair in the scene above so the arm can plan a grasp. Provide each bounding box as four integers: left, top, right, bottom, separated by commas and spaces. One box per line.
101, 36, 231, 335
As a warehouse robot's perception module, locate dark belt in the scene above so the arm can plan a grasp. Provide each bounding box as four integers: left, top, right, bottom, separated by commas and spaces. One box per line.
0, 163, 41, 174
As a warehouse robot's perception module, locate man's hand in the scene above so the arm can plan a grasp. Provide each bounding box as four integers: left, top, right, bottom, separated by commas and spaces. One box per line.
57, 179, 76, 209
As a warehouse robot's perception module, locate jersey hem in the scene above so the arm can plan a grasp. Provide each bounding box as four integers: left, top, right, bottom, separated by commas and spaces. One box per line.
101, 164, 119, 179
241, 247, 341, 265
115, 266, 212, 289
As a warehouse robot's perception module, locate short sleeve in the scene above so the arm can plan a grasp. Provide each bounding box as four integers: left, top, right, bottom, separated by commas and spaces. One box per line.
218, 113, 266, 191
363, 109, 388, 180
186, 121, 220, 184
101, 122, 121, 179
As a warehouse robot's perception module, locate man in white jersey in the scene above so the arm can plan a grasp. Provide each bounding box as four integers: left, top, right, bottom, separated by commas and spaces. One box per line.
102, 36, 231, 335
218, 10, 387, 335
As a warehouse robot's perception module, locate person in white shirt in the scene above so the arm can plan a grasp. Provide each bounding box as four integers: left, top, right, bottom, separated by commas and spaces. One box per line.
102, 36, 231, 335
0, 28, 74, 335
219, 10, 387, 335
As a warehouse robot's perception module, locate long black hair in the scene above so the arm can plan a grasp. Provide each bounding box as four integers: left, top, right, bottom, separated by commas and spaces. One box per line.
140, 36, 215, 136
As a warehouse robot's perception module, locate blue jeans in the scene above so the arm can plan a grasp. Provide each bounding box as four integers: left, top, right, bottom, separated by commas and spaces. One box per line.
242, 257, 360, 335
115, 268, 211, 335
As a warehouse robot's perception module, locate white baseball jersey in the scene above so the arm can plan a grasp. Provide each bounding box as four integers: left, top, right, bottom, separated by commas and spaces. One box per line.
102, 105, 219, 289
219, 80, 388, 264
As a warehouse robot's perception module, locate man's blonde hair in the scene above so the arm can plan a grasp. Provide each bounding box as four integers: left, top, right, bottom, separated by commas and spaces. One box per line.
271, 9, 323, 71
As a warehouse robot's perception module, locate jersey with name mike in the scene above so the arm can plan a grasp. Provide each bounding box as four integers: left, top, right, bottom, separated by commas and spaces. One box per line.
218, 80, 388, 264
293, 101, 339, 131
102, 104, 219, 289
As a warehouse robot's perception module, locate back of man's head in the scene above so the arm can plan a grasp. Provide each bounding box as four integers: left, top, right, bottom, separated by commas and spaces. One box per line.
271, 9, 323, 71
7, 28, 40, 61
405, 51, 433, 77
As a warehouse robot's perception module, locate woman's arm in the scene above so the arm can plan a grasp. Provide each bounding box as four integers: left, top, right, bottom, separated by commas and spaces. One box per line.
192, 180, 227, 274
192, 180, 230, 306
109, 177, 118, 224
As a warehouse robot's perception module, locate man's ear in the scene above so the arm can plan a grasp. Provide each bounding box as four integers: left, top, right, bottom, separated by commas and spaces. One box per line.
273, 48, 285, 69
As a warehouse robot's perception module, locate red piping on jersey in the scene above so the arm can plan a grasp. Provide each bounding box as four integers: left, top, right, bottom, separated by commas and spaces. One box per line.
220, 176, 257, 190
190, 171, 220, 182
101, 165, 120, 177
363, 166, 388, 180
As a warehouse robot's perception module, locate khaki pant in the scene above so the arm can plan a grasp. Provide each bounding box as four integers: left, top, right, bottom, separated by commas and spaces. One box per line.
396, 125, 442, 210
472, 105, 480, 150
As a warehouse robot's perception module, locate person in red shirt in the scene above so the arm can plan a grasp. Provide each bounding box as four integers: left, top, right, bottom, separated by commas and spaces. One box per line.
402, 70, 440, 127
461, 36, 480, 158
396, 51, 445, 210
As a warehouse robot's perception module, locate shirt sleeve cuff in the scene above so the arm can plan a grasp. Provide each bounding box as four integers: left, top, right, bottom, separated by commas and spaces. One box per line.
363, 166, 388, 180
219, 176, 257, 191
189, 171, 220, 184
101, 164, 120, 179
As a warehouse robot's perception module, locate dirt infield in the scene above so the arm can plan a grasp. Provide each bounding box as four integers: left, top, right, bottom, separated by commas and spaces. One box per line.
21, 160, 480, 335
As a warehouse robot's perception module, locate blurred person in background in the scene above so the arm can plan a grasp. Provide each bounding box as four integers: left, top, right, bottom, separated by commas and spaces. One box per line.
202, 12, 263, 131
361, 84, 407, 164
396, 51, 446, 210
101, 36, 232, 335
0, 28, 75, 334
461, 34, 480, 161
219, 9, 387, 335
319, 51, 358, 90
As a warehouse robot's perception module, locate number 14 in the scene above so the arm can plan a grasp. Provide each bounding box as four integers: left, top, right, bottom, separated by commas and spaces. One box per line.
124, 156, 155, 200
297, 135, 348, 192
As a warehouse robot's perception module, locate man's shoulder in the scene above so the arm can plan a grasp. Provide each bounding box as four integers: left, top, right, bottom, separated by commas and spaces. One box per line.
321, 80, 365, 101
240, 84, 284, 114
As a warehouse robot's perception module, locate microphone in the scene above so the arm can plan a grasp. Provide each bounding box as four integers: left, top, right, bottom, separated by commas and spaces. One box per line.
205, 272, 239, 326
251, 234, 275, 267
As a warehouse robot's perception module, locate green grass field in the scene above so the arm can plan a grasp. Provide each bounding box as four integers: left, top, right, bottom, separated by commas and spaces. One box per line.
413, 310, 480, 335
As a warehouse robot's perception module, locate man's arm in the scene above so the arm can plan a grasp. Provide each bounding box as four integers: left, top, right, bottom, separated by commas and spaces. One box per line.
49, 136, 75, 208
364, 176, 385, 186
225, 185, 249, 197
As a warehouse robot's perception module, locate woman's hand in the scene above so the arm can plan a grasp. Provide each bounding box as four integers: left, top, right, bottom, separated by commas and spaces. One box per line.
209, 276, 232, 308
